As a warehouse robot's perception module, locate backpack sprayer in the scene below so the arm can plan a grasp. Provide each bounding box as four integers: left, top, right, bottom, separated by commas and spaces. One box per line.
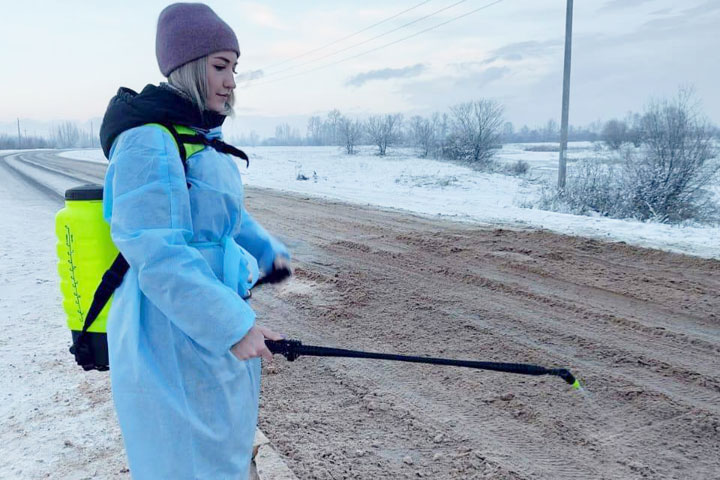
266, 339, 581, 390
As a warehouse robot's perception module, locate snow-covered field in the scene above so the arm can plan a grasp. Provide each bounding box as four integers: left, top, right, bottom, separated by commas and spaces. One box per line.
59, 143, 720, 259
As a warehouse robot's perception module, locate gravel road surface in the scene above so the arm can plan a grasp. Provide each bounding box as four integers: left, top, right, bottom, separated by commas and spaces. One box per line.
2, 150, 718, 479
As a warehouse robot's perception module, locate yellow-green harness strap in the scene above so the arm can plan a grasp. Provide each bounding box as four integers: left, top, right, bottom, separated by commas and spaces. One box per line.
147, 122, 249, 168
145, 123, 207, 168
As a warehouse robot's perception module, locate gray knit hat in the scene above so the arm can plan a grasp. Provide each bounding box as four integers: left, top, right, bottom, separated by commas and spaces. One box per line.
156, 3, 240, 77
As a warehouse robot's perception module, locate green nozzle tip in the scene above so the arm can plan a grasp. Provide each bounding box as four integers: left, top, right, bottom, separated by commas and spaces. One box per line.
571, 379, 581, 390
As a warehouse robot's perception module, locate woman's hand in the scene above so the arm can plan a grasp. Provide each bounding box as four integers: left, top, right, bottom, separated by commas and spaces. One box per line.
273, 255, 291, 272
231, 325, 284, 362
251, 256, 289, 283
257, 255, 292, 286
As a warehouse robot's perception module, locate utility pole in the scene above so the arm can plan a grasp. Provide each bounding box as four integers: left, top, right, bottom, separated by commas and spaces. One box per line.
17, 118, 21, 149
557, 0, 573, 190
90, 121, 94, 147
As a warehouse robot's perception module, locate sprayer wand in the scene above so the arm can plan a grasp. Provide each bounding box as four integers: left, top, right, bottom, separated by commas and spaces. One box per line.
265, 339, 581, 389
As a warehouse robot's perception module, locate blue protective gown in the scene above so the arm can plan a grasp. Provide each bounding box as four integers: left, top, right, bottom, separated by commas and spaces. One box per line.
102, 124, 288, 479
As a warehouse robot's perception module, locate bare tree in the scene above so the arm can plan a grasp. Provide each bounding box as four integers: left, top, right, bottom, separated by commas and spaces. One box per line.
501, 121, 514, 142
55, 121, 80, 148
601, 119, 628, 150
625, 112, 643, 147
306, 116, 323, 146
431, 112, 450, 158
338, 116, 363, 154
623, 89, 719, 222
447, 99, 504, 166
326, 109, 342, 145
248, 131, 260, 147
542, 118, 559, 142
366, 114, 403, 156
409, 116, 434, 157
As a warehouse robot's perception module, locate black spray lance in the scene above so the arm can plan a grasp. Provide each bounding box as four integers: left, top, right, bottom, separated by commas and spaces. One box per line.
258, 268, 581, 390
265, 339, 581, 390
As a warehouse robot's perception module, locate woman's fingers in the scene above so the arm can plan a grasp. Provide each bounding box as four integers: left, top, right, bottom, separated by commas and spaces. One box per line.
258, 326, 284, 341
273, 255, 290, 270
259, 344, 273, 362
231, 325, 284, 362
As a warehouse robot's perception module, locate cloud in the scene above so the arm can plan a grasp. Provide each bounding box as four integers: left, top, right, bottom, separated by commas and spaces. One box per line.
397, 66, 512, 114
600, 0, 656, 11
238, 2, 286, 30
488, 39, 563, 63
345, 64, 427, 87
235, 70, 265, 82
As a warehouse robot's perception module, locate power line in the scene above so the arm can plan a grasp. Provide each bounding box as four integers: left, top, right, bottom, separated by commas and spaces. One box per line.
254, 0, 470, 81
259, 0, 434, 72
245, 0, 504, 88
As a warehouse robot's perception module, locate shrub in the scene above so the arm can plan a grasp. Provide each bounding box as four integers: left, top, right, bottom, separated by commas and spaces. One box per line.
507, 160, 530, 176
445, 99, 504, 168
542, 90, 719, 224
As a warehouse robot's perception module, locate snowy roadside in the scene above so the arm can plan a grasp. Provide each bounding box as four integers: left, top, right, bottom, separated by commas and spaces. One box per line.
57, 149, 106, 165
0, 161, 127, 478
61, 145, 720, 259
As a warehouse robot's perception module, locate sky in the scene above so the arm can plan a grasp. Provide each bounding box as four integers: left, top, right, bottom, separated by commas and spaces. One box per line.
1, 0, 719, 138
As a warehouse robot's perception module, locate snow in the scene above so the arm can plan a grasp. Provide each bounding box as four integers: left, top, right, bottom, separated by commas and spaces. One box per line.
59, 144, 720, 259
0, 157, 127, 478
4, 153, 86, 196
58, 149, 107, 164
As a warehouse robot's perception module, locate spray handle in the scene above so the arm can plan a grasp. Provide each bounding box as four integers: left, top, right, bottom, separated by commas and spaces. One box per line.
266, 339, 303, 361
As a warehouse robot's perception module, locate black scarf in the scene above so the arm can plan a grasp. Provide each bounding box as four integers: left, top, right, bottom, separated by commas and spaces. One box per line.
99, 84, 226, 159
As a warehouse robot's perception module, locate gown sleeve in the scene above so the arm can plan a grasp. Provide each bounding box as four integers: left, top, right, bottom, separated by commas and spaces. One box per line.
103, 125, 255, 356
235, 207, 290, 275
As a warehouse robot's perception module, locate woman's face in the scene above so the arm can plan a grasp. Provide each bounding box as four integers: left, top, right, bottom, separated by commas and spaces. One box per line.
206, 51, 238, 113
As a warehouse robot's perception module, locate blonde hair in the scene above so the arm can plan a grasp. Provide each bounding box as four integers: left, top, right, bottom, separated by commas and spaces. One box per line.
168, 56, 235, 116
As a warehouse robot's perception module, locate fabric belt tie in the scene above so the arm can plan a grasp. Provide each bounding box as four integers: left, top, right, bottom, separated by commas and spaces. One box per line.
192, 237, 259, 300
222, 235, 259, 300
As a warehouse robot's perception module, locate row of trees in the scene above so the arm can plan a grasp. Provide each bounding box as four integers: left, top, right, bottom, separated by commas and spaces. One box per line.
331, 101, 504, 166
256, 113, 628, 151
0, 121, 99, 149
254, 100, 506, 167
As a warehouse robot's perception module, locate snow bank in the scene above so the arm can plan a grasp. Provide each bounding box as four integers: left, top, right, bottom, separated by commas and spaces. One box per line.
60, 146, 720, 259
58, 149, 107, 164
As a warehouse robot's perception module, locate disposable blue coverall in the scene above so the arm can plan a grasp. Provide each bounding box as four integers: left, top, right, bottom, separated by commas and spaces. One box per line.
102, 124, 288, 479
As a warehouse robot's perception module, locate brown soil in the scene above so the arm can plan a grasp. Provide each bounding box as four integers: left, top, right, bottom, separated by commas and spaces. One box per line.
244, 188, 720, 480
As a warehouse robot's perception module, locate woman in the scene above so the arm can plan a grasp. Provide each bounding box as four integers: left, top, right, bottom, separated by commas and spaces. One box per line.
98, 3, 289, 478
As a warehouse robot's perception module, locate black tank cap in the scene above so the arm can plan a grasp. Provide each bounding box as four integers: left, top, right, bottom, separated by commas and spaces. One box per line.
65, 184, 104, 201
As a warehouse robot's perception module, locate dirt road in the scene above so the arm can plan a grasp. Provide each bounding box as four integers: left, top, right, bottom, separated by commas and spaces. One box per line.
4, 151, 719, 479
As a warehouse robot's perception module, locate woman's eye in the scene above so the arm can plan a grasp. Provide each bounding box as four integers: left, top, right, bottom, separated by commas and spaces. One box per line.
214, 65, 225, 71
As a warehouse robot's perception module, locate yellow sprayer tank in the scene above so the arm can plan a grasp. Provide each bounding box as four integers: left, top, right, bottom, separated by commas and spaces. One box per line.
55, 184, 117, 369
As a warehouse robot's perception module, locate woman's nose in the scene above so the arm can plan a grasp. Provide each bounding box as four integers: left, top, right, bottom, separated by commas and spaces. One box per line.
226, 73, 236, 90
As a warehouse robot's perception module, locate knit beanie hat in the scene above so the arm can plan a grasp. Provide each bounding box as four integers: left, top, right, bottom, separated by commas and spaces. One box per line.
156, 3, 240, 77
